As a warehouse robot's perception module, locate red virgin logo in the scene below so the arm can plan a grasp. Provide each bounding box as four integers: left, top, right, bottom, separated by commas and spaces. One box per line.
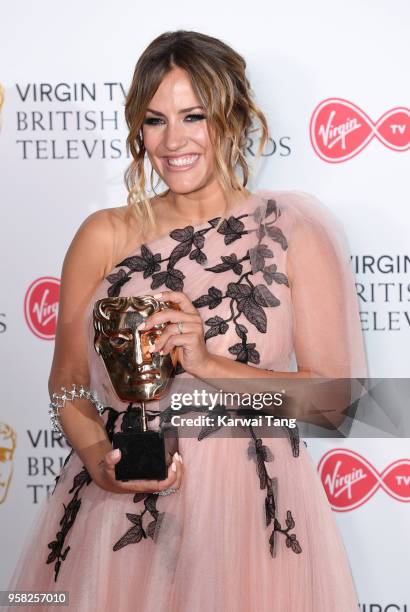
24, 277, 60, 340
310, 98, 409, 162
317, 448, 410, 511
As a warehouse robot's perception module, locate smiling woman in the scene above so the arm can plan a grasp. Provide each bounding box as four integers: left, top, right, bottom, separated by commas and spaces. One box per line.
123, 30, 269, 233
6, 29, 367, 612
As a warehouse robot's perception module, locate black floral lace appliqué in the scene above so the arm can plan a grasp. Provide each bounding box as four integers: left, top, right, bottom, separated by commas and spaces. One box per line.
46, 464, 92, 582
45, 405, 154, 579
46, 198, 302, 576
247, 425, 302, 557
192, 199, 289, 365
106, 199, 289, 371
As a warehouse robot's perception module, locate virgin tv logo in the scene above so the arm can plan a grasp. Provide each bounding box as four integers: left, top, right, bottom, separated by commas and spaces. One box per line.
24, 277, 60, 340
310, 98, 409, 162
317, 448, 410, 511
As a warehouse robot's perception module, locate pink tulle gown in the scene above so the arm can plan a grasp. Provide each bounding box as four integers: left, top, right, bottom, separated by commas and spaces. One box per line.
7, 190, 362, 611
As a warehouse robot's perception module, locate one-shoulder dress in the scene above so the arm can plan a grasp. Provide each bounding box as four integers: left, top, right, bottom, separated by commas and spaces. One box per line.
6, 190, 362, 612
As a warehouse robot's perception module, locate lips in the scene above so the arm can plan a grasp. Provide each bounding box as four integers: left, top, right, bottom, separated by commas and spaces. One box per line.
130, 370, 161, 382
164, 154, 200, 170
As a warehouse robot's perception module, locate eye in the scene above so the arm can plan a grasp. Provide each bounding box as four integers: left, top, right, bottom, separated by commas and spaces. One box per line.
109, 333, 132, 349
143, 117, 164, 125
185, 113, 206, 122
143, 114, 207, 125
144, 330, 161, 342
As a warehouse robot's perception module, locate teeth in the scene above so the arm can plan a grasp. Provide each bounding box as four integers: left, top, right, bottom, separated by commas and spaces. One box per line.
167, 155, 199, 167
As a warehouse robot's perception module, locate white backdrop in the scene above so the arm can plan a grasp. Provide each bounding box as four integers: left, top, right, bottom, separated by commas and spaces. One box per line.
0, 1, 409, 609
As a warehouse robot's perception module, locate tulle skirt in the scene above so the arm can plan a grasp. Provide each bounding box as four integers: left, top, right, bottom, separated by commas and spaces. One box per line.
6, 433, 359, 612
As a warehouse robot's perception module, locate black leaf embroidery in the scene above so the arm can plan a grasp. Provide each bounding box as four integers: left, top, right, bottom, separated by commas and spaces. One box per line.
193, 233, 205, 249
211, 215, 246, 244
226, 281, 252, 301
119, 245, 162, 278
190, 248, 207, 264
266, 198, 281, 222
236, 298, 267, 334
168, 238, 194, 268
151, 268, 185, 291
133, 492, 147, 503
51, 448, 74, 495
205, 254, 243, 275
147, 512, 165, 541
113, 493, 161, 552
262, 264, 290, 287
282, 424, 300, 457
229, 341, 260, 364
192, 286, 223, 310
253, 199, 280, 225
169, 226, 195, 243
46, 466, 92, 582
248, 244, 274, 272
247, 426, 302, 559
266, 225, 288, 250
235, 323, 248, 340
274, 513, 302, 554
253, 284, 281, 308
101, 406, 122, 442
113, 513, 147, 551
204, 316, 229, 340
106, 269, 131, 297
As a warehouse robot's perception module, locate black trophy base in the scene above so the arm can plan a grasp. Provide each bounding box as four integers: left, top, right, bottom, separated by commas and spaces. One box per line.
112, 430, 167, 481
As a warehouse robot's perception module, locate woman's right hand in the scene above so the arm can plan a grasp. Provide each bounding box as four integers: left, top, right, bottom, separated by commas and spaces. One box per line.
96, 448, 183, 494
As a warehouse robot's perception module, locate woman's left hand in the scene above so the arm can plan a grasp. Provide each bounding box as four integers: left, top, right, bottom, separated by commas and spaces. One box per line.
141, 290, 213, 377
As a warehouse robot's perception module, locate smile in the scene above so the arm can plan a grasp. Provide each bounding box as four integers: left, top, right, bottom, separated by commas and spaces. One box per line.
165, 154, 200, 170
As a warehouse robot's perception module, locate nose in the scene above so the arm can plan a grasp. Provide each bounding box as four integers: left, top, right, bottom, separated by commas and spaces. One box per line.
163, 119, 188, 151
134, 331, 145, 366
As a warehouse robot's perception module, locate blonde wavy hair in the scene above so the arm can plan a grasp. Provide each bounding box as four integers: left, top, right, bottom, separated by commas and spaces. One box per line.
124, 30, 269, 233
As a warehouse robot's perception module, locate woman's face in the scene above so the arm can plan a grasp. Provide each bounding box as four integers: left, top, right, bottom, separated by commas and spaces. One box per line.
142, 66, 215, 195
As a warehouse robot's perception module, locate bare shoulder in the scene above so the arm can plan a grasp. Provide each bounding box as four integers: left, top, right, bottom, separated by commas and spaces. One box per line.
106, 204, 144, 266
65, 207, 129, 277
83, 197, 174, 275
107, 198, 171, 263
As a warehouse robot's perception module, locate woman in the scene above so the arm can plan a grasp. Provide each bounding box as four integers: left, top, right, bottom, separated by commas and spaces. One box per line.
7, 30, 367, 611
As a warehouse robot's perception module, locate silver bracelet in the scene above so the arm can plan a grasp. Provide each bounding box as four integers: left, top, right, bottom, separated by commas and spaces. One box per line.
48, 384, 105, 439
157, 487, 178, 496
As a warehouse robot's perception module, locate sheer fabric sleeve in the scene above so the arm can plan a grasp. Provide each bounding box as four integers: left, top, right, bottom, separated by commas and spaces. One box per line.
285, 191, 368, 380
283, 191, 368, 431
246, 190, 369, 433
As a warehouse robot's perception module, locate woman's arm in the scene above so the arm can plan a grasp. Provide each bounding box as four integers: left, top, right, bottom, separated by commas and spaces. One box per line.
48, 208, 118, 485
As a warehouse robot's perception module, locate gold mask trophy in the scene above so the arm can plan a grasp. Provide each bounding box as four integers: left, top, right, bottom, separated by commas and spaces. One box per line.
93, 296, 180, 481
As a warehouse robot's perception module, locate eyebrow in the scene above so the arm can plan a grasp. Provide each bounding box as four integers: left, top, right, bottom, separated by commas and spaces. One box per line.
145, 106, 204, 116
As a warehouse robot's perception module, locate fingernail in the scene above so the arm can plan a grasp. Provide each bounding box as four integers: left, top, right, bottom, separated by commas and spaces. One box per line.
112, 449, 120, 458
153, 292, 162, 298
171, 462, 177, 472
175, 452, 182, 463
178, 454, 183, 464
139, 321, 145, 329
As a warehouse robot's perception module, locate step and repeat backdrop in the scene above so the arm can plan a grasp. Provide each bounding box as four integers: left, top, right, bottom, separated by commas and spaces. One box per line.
0, 1, 409, 609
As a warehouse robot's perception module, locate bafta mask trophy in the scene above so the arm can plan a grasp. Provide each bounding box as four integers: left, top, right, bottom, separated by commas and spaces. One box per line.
93, 296, 180, 481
